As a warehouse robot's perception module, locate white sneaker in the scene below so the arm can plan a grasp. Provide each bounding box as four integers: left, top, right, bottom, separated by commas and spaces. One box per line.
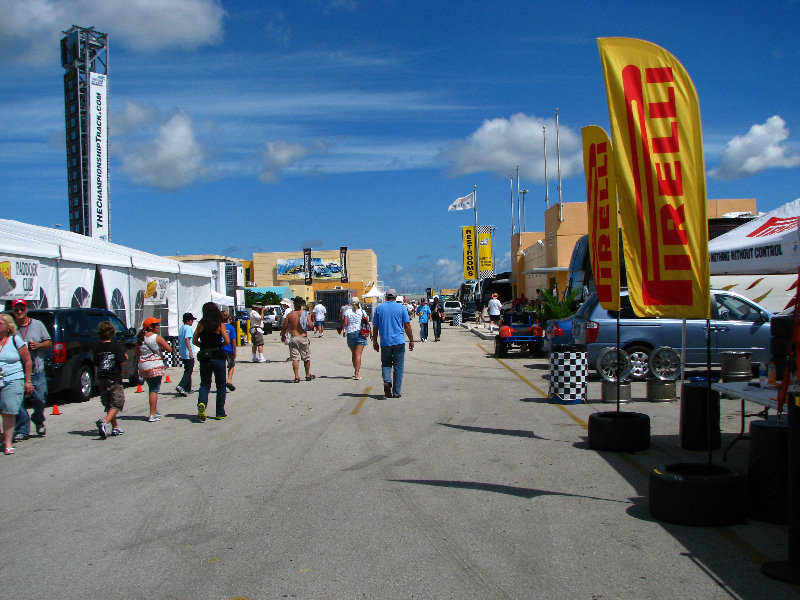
259, 357, 268, 363
148, 412, 162, 422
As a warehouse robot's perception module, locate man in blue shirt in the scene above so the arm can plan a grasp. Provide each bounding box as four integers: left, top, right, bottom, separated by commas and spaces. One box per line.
416, 298, 431, 342
175, 312, 195, 397
372, 289, 414, 398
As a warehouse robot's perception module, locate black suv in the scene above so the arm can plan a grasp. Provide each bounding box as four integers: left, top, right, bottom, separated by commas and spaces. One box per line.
24, 308, 139, 402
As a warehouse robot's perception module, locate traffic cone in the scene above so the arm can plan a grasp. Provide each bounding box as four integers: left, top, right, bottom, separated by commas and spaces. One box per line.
51, 404, 61, 415
136, 383, 144, 393
165, 374, 172, 383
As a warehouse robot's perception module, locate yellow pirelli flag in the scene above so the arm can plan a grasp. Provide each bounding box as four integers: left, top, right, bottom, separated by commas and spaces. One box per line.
462, 226, 477, 280
582, 125, 620, 311
599, 38, 709, 318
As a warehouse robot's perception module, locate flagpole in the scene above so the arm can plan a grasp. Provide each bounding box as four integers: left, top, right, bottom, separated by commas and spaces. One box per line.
509, 176, 514, 235
473, 186, 481, 301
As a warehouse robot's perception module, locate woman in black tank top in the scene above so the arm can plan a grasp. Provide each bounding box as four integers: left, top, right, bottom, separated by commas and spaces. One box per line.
193, 302, 230, 421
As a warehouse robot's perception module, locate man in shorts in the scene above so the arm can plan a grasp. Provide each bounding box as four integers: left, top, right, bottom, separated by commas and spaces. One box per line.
487, 293, 502, 333
11, 299, 51, 442
312, 300, 327, 337
94, 321, 127, 439
249, 305, 267, 362
281, 297, 315, 382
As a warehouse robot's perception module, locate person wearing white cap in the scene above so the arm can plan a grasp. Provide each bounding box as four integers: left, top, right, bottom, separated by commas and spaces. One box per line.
371, 289, 414, 398
342, 296, 368, 379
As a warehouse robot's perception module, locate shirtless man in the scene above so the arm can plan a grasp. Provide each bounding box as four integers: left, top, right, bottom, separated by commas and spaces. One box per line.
280, 297, 315, 383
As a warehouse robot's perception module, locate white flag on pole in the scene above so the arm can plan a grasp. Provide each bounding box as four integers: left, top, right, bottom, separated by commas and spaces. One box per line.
448, 192, 474, 211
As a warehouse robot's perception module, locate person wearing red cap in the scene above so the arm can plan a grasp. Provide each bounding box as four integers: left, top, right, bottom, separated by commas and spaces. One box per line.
135, 317, 172, 422
10, 299, 51, 442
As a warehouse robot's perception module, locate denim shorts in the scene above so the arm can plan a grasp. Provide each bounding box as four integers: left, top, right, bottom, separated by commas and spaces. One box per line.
0, 378, 24, 415
346, 331, 367, 348
145, 376, 162, 393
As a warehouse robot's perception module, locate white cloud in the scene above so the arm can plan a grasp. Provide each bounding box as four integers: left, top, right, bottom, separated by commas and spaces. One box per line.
264, 11, 291, 47
111, 100, 160, 136
259, 139, 326, 183
0, 0, 225, 66
709, 115, 800, 180
441, 113, 583, 180
120, 110, 209, 191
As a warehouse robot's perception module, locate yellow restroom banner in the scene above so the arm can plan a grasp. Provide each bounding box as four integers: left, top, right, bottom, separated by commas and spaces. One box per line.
582, 125, 620, 311
462, 226, 477, 280
598, 37, 709, 318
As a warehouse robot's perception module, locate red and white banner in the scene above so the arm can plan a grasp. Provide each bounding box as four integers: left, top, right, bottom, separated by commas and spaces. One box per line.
599, 38, 709, 318
582, 125, 620, 311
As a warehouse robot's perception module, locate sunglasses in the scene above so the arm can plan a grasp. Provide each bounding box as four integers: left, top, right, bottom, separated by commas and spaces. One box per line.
13, 307, 27, 312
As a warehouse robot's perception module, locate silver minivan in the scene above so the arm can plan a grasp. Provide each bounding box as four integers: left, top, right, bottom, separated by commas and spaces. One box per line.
572, 289, 772, 380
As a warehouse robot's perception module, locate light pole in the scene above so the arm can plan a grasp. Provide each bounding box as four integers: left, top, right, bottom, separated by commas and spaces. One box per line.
520, 190, 528, 233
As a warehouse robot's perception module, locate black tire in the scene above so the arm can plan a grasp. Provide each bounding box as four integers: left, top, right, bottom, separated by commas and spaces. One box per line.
73, 364, 94, 402
625, 344, 652, 381
649, 463, 746, 526
588, 411, 650, 452
494, 336, 508, 358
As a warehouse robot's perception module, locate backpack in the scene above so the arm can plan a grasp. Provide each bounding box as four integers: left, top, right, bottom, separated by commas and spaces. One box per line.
359, 314, 370, 337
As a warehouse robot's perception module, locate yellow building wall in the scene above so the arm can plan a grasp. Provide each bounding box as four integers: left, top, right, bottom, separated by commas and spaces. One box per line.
251, 249, 377, 302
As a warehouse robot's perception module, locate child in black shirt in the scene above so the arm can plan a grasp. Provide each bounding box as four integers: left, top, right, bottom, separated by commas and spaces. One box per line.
93, 321, 128, 439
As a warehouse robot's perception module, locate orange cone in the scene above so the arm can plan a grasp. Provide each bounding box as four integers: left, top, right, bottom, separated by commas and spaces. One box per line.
51, 404, 61, 415
136, 383, 144, 393
165, 374, 172, 383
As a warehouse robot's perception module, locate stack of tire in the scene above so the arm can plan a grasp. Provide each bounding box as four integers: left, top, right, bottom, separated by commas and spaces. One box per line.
771, 314, 794, 379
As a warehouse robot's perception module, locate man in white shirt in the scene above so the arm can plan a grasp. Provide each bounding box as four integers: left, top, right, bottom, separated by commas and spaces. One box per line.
312, 301, 327, 337
487, 293, 502, 333
249, 305, 267, 362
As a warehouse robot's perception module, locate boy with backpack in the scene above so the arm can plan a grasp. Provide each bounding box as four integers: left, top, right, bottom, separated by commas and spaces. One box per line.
94, 321, 128, 439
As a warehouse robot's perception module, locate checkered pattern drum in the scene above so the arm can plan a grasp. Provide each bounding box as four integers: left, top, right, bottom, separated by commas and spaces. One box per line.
165, 338, 182, 368
452, 313, 462, 326
548, 350, 588, 404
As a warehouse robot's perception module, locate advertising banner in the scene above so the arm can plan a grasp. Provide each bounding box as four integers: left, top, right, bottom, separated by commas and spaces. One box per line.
462, 226, 477, 280
340, 247, 348, 283
143, 276, 168, 306
599, 38, 709, 318
477, 225, 494, 276
88, 73, 109, 241
0, 256, 40, 301
303, 249, 312, 285
277, 257, 343, 281
582, 126, 620, 311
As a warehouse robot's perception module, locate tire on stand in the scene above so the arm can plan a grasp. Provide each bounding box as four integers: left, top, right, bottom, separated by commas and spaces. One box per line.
625, 344, 652, 381
649, 463, 746, 526
588, 411, 650, 452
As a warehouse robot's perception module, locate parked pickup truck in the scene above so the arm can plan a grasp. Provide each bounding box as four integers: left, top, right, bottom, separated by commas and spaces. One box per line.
494, 311, 544, 357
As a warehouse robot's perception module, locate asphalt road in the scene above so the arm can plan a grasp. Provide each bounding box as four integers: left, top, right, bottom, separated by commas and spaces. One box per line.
3, 324, 797, 599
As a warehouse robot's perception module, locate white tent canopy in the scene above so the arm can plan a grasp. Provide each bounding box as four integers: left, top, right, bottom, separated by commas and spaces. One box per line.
709, 198, 800, 275
362, 284, 385, 298
0, 219, 213, 336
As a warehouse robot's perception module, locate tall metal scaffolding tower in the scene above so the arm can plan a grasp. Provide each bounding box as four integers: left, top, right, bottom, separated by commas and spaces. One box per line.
60, 25, 110, 240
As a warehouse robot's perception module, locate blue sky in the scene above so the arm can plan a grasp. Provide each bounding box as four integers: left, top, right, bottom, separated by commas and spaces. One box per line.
1, 1, 798, 293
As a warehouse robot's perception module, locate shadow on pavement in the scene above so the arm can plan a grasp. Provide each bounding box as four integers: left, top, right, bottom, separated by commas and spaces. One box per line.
438, 422, 541, 439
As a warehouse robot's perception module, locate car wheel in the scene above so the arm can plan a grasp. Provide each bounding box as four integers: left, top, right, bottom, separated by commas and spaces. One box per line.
625, 344, 652, 381
648, 346, 681, 380
595, 347, 632, 382
74, 365, 94, 402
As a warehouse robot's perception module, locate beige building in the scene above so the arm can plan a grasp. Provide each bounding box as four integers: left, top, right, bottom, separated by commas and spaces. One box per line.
251, 249, 378, 301
513, 198, 757, 300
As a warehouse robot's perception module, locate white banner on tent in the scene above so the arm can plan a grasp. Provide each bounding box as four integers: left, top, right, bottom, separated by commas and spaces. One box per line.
59, 261, 95, 307
709, 198, 800, 275
144, 277, 168, 305
0, 255, 40, 301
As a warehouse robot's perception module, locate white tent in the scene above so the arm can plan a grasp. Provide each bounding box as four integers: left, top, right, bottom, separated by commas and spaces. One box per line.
709, 198, 800, 275
0, 219, 213, 336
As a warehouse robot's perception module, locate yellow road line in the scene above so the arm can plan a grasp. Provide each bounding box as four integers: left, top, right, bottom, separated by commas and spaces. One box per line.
350, 387, 371, 415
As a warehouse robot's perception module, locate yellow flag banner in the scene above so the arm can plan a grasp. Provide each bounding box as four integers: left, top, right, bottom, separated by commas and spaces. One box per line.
582, 125, 620, 311
599, 38, 709, 318
478, 227, 493, 272
462, 226, 477, 280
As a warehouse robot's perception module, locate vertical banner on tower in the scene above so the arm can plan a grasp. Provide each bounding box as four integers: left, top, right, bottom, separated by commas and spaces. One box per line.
88, 72, 109, 241
582, 126, 620, 311
462, 226, 477, 280
476, 225, 494, 277
339, 246, 348, 283
303, 248, 312, 285
599, 37, 709, 318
